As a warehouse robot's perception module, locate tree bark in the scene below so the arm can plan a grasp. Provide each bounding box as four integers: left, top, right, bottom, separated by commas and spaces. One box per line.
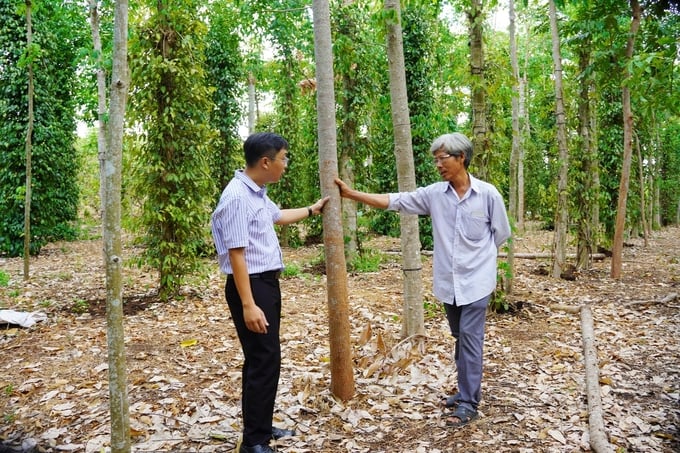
468, 0, 489, 180
89, 0, 107, 219
312, 0, 354, 402
576, 42, 595, 270
385, 0, 424, 338
339, 73, 358, 257
580, 305, 615, 453
548, 0, 569, 279
23, 0, 33, 280
104, 0, 131, 450
506, 0, 519, 294
634, 133, 649, 245
248, 72, 256, 134
611, 0, 641, 279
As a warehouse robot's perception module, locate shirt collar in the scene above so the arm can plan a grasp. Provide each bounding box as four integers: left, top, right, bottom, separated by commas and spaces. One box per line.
235, 169, 267, 197
441, 172, 479, 194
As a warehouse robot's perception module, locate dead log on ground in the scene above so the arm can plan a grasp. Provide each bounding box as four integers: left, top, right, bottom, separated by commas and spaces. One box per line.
551, 304, 614, 453
579, 305, 614, 453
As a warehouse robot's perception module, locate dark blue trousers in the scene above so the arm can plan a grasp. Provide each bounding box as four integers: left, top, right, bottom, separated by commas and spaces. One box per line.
226, 276, 281, 447
444, 294, 490, 412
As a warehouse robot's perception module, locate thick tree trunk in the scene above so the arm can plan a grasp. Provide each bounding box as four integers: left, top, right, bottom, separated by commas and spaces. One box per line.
105, 0, 131, 450
611, 0, 641, 279
385, 0, 424, 338
468, 0, 489, 180
23, 0, 33, 279
548, 0, 569, 279
312, 0, 355, 402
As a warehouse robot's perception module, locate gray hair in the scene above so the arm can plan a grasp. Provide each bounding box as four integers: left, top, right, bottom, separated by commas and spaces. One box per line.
429, 133, 473, 169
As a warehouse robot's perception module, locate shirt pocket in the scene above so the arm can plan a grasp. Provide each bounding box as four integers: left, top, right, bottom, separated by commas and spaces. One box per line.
460, 210, 489, 242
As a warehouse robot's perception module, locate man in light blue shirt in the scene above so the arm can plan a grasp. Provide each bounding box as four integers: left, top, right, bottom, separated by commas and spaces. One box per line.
336, 132, 511, 428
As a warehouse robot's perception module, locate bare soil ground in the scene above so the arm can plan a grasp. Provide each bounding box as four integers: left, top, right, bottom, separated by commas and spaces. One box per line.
1, 224, 679, 453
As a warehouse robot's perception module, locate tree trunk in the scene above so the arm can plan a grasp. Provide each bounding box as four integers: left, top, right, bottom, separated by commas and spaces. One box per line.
651, 111, 661, 229
518, 19, 530, 231
23, 0, 33, 280
506, 0, 519, 294
576, 42, 595, 270
468, 0, 489, 180
104, 0, 131, 450
248, 72, 256, 134
385, 0, 424, 338
635, 133, 648, 245
339, 74, 358, 257
548, 0, 569, 279
89, 0, 107, 220
611, 0, 641, 279
312, 0, 354, 402
580, 305, 615, 453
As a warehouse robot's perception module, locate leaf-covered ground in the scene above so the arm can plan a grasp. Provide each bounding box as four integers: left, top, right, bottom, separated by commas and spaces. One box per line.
1, 225, 679, 452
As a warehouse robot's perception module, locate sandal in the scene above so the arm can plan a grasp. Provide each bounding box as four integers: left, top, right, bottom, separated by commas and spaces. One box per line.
445, 405, 478, 428
439, 393, 461, 409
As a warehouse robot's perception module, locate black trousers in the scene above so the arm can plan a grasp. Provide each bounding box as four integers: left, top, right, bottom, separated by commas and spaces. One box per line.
226, 275, 281, 447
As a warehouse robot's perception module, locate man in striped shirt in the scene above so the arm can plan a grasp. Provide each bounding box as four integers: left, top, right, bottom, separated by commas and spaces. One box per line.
335, 132, 511, 429
211, 132, 329, 453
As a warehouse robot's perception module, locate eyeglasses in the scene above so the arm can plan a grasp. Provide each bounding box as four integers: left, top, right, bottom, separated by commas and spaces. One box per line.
433, 154, 457, 164
267, 156, 289, 166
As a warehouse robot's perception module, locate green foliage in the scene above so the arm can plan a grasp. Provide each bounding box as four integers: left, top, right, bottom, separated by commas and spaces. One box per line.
205, 0, 246, 196
0, 0, 84, 256
128, 0, 217, 300
658, 120, 680, 225
347, 248, 383, 273
0, 270, 9, 287
281, 263, 301, 278
71, 298, 89, 314
423, 299, 442, 320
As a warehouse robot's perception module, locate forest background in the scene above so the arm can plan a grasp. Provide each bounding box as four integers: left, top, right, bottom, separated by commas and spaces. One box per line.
1, 0, 679, 294
0, 0, 679, 451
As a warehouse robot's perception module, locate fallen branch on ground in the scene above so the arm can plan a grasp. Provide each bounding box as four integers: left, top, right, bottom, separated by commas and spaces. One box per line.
623, 292, 678, 307
551, 303, 614, 453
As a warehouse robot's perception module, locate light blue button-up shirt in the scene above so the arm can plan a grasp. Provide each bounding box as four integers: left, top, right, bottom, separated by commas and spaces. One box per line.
211, 170, 284, 275
387, 174, 511, 306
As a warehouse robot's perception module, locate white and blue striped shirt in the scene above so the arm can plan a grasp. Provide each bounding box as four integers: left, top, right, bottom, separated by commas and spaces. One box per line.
388, 174, 511, 307
211, 170, 284, 275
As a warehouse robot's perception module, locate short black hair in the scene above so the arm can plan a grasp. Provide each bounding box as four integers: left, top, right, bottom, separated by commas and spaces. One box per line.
243, 132, 289, 167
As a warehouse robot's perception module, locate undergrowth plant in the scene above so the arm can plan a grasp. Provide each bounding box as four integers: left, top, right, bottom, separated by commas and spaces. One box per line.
0, 270, 9, 287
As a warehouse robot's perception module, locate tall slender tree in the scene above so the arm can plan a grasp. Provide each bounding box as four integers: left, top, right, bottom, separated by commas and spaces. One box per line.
312, 0, 354, 401
129, 0, 215, 300
506, 0, 519, 293
104, 0, 131, 449
548, 0, 569, 279
611, 0, 641, 278
385, 0, 424, 338
22, 0, 34, 279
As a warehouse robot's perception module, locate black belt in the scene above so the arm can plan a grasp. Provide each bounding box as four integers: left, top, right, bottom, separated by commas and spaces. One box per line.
250, 270, 281, 280
228, 270, 281, 280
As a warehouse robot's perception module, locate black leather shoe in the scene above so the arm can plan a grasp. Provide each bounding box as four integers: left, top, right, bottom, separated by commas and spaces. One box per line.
272, 426, 296, 440
239, 444, 274, 453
